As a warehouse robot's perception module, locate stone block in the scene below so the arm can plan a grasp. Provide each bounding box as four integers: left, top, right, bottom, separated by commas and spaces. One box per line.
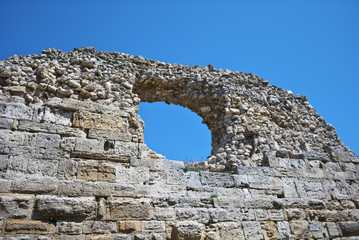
35, 133, 61, 148
242, 221, 264, 240
276, 221, 291, 240
106, 198, 153, 220
339, 222, 359, 237
116, 165, 149, 184
35, 195, 96, 219
0, 102, 33, 120
58, 181, 135, 197
0, 194, 34, 219
77, 161, 100, 182
118, 220, 142, 233
82, 221, 117, 234
142, 221, 166, 233
268, 209, 285, 221
260, 221, 280, 240
232, 174, 249, 187
0, 179, 11, 193
25, 159, 59, 177
171, 221, 204, 240
255, 209, 269, 221
36, 106, 72, 126
88, 129, 131, 142
57, 159, 78, 180
57, 221, 83, 235
73, 111, 122, 131
289, 220, 311, 239
2, 219, 56, 234
0, 117, 14, 129
85, 234, 112, 240
281, 177, 298, 198
98, 164, 116, 182
200, 172, 234, 188
153, 207, 176, 221
326, 222, 341, 238
216, 222, 244, 240
72, 138, 134, 162
18, 120, 87, 138
11, 177, 58, 194
58, 235, 86, 240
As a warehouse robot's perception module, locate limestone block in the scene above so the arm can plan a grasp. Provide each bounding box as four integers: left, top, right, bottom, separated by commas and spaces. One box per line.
285, 209, 306, 221
261, 221, 280, 240
200, 172, 234, 188
338, 222, 358, 239
85, 234, 112, 240
232, 174, 248, 187
72, 138, 135, 162
118, 220, 142, 233
216, 222, 244, 240
2, 219, 56, 234
57, 159, 78, 180
88, 129, 132, 142
289, 220, 311, 239
106, 198, 153, 220
44, 97, 128, 117
18, 120, 87, 138
0, 179, 11, 193
242, 221, 264, 240
268, 210, 285, 221
247, 175, 282, 192
57, 221, 83, 235
0, 117, 14, 129
35, 133, 61, 148
77, 161, 98, 182
142, 221, 166, 233
171, 221, 204, 240
112, 234, 131, 240
281, 177, 298, 198
35, 195, 96, 219
308, 222, 329, 239
0, 194, 34, 219
58, 181, 135, 197
116, 165, 149, 184
0, 102, 33, 120
326, 222, 341, 238
73, 111, 122, 131
322, 179, 351, 200
82, 221, 117, 234
255, 209, 269, 221
58, 234, 86, 240
276, 221, 291, 240
11, 177, 58, 194
153, 207, 176, 221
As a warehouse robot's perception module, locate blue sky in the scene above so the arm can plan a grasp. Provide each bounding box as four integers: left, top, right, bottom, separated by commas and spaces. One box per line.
1, 1, 358, 160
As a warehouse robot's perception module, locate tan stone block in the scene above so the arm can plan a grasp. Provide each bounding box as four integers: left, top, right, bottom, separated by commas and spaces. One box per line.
73, 111, 122, 131
289, 220, 311, 239
85, 234, 112, 240
107, 198, 153, 220
118, 220, 142, 233
77, 162, 99, 182
261, 221, 280, 240
98, 164, 116, 182
3, 219, 56, 234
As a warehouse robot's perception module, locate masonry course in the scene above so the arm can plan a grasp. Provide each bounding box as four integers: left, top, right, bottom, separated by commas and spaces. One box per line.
0, 47, 358, 239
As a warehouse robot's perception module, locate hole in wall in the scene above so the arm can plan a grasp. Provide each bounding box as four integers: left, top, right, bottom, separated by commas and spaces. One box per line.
138, 102, 211, 163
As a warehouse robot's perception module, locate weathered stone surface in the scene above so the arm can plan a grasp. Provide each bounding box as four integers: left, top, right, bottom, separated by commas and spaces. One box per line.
106, 198, 153, 220
289, 220, 311, 239
88, 129, 132, 141
118, 220, 142, 233
35, 195, 96, 219
141, 221, 166, 233
242, 221, 264, 240
261, 221, 280, 240
11, 177, 58, 194
73, 111, 122, 131
116, 165, 149, 184
171, 221, 204, 240
57, 221, 83, 235
0, 194, 34, 219
339, 221, 359, 237
82, 221, 117, 234
3, 219, 56, 234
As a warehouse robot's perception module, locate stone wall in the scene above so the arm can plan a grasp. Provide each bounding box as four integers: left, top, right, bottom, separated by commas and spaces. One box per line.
0, 47, 358, 239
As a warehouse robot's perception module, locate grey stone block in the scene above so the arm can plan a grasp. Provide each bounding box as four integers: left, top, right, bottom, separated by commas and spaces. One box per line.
339, 222, 359, 237
11, 177, 58, 194
82, 221, 117, 234
0, 179, 11, 192
116, 165, 149, 184
56, 221, 83, 235
0, 102, 33, 120
35, 133, 61, 148
242, 221, 264, 240
200, 172, 234, 188
172, 221, 204, 240
0, 117, 14, 129
277, 221, 291, 240
88, 129, 132, 141
141, 221, 166, 232
0, 194, 34, 219
35, 195, 96, 219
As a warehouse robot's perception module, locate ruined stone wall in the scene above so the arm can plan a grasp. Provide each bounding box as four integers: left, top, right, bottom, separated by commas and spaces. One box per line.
0, 47, 358, 239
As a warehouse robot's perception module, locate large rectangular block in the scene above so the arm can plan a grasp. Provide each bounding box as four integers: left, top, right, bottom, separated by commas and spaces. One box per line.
106, 198, 153, 220
142, 221, 166, 233
88, 129, 131, 142
35, 133, 61, 148
58, 181, 135, 197
72, 138, 133, 162
57, 221, 83, 235
18, 120, 87, 138
0, 102, 34, 120
35, 195, 96, 219
242, 221, 264, 240
0, 117, 14, 129
2, 219, 56, 234
82, 221, 117, 234
73, 111, 122, 131
0, 194, 34, 219
11, 177, 58, 194
116, 165, 149, 184
200, 172, 234, 187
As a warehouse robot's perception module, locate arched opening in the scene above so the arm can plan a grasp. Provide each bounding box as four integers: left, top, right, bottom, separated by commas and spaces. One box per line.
138, 101, 211, 163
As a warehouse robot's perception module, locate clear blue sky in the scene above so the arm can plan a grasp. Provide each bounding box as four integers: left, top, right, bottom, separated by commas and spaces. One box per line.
1, 1, 358, 161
